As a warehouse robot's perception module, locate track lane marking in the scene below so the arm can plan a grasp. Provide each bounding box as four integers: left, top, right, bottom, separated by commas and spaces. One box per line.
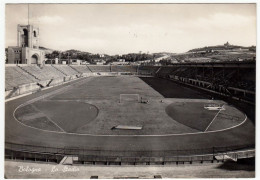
13, 101, 247, 137
10, 77, 248, 137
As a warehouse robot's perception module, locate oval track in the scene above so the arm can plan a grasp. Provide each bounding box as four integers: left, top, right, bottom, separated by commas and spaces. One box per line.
5, 78, 255, 153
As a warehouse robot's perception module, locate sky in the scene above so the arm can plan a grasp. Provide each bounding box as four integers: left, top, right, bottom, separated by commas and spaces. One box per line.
5, 3, 256, 55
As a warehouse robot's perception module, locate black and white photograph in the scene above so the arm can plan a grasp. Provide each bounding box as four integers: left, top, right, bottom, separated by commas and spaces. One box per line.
2, 2, 257, 179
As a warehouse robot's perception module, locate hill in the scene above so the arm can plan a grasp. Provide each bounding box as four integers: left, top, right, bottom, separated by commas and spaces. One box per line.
43, 42, 256, 64
172, 42, 256, 63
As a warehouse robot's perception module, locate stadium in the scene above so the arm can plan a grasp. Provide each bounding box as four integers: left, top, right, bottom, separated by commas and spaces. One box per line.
4, 4, 256, 179
5, 62, 255, 176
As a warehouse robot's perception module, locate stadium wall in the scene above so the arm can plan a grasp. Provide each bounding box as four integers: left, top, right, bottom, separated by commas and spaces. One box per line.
5, 82, 40, 99
5, 142, 254, 165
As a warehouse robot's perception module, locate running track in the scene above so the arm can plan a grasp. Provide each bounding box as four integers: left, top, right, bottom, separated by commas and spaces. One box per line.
5, 77, 255, 155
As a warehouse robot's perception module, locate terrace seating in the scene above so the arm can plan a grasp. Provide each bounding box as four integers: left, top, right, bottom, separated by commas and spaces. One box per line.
171, 67, 193, 78
138, 66, 160, 75
5, 66, 37, 90
70, 65, 92, 73
52, 65, 79, 76
21, 65, 65, 81
157, 66, 178, 77
168, 66, 256, 93
40, 65, 66, 79
111, 65, 137, 73
88, 65, 111, 72
5, 64, 255, 105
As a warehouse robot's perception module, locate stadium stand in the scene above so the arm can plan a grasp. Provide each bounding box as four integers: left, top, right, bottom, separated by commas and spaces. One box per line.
87, 65, 111, 72
70, 65, 92, 73
5, 65, 37, 90
111, 65, 138, 73
170, 67, 193, 78
166, 66, 255, 92
164, 64, 255, 103
20, 65, 65, 81
52, 65, 79, 76
137, 66, 160, 75
157, 66, 178, 78
5, 62, 255, 104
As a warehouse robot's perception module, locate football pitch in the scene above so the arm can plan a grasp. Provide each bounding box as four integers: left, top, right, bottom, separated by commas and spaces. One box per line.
14, 76, 249, 136
5, 76, 255, 154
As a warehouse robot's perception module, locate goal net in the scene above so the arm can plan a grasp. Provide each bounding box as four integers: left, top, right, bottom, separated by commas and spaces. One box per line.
119, 94, 140, 103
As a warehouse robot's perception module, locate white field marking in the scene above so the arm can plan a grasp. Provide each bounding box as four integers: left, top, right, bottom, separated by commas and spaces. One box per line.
5, 92, 33, 103
13, 100, 247, 137
204, 105, 225, 132
40, 114, 66, 133
42, 99, 85, 102
27, 78, 88, 104
11, 77, 247, 137
31, 104, 66, 133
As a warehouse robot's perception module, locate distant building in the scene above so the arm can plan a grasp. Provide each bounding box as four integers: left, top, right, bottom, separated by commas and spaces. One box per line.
110, 58, 129, 65
7, 24, 45, 65
96, 61, 105, 65
224, 41, 230, 47
71, 59, 85, 65
111, 61, 129, 65
81, 61, 89, 65
117, 59, 125, 62
93, 59, 106, 65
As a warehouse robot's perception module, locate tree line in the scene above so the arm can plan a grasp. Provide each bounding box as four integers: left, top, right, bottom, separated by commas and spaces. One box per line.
45, 50, 159, 63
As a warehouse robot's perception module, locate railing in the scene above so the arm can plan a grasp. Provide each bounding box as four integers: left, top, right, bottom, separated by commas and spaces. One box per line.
5, 142, 254, 158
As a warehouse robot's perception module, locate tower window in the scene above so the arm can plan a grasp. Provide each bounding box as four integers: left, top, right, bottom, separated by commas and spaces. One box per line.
23, 29, 28, 36
22, 29, 28, 47
34, 31, 37, 37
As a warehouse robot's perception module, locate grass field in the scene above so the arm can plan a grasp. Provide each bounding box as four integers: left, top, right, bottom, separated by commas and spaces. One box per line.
14, 76, 246, 135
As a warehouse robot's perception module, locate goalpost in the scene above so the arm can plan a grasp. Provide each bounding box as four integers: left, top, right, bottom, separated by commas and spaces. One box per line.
119, 94, 140, 103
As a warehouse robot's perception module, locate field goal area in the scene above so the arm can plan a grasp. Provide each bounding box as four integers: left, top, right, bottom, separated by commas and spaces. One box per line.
119, 94, 140, 103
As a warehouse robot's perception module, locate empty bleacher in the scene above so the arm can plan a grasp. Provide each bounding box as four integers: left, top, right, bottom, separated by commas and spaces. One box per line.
157, 66, 178, 78
70, 65, 92, 73
40, 65, 67, 79
137, 66, 160, 75
167, 66, 255, 92
111, 65, 138, 73
5, 65, 83, 91
87, 65, 111, 72
170, 67, 195, 78
52, 65, 79, 76
160, 64, 255, 103
5, 62, 255, 104
20, 65, 65, 81
5, 66, 37, 90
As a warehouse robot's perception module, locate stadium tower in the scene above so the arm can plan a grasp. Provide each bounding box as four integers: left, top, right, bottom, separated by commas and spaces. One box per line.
7, 24, 45, 65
